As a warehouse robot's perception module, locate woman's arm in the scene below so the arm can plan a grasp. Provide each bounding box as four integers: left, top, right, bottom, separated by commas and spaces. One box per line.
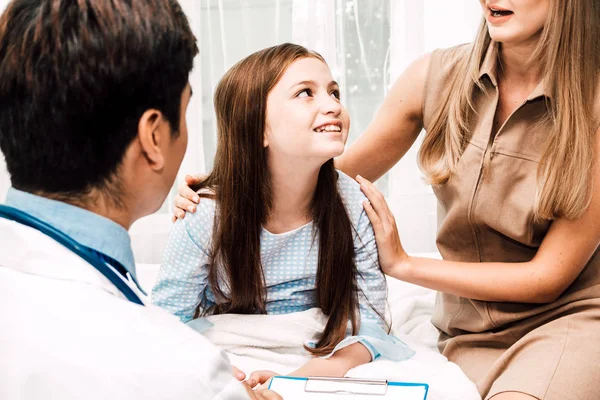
358, 128, 600, 304
336, 54, 431, 182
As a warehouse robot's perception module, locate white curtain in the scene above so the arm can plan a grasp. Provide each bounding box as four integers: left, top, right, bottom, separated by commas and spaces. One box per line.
0, 0, 483, 262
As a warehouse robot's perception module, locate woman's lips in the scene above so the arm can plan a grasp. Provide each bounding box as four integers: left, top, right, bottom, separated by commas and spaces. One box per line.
487, 7, 513, 24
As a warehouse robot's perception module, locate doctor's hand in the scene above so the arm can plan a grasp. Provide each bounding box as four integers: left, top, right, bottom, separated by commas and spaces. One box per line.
243, 383, 282, 400
246, 370, 279, 390
171, 174, 207, 222
232, 366, 246, 381
357, 175, 409, 277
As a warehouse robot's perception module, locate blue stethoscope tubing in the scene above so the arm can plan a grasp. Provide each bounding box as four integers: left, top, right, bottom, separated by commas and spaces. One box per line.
0, 204, 144, 306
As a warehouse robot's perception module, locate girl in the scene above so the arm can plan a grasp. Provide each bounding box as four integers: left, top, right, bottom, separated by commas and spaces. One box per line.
152, 43, 411, 380
175, 1, 600, 399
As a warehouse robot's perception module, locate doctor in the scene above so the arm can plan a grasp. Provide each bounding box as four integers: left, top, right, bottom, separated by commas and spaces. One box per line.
0, 1, 279, 399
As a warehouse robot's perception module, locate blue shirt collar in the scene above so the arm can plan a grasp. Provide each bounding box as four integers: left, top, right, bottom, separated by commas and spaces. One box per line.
4, 188, 137, 281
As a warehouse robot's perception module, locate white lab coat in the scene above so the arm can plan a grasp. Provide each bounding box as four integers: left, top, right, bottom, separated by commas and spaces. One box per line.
0, 218, 249, 400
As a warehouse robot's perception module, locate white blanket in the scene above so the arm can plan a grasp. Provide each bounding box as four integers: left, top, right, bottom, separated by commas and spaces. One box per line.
201, 307, 480, 400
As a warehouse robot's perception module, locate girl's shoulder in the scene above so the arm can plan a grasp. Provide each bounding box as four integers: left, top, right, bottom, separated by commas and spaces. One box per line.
178, 194, 217, 245
187, 193, 217, 223
335, 170, 368, 226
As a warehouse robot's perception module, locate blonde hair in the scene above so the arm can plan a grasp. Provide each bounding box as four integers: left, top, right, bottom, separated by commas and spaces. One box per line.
419, 0, 600, 220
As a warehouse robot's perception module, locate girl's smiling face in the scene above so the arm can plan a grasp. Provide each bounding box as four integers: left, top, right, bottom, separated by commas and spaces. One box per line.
263, 57, 350, 165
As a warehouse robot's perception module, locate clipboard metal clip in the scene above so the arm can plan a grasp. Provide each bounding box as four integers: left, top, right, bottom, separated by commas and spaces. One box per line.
304, 376, 389, 396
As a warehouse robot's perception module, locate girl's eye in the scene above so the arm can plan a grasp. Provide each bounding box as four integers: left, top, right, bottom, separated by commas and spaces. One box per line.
297, 88, 312, 98
331, 90, 341, 100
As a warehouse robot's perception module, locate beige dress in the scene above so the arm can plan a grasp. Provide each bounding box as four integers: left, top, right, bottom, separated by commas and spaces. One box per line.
423, 42, 600, 399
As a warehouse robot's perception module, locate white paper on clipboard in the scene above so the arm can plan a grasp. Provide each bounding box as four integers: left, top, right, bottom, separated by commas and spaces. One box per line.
267, 376, 429, 399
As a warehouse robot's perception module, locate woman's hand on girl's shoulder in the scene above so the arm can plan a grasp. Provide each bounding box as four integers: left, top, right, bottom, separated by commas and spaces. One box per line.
171, 174, 207, 222
357, 175, 409, 277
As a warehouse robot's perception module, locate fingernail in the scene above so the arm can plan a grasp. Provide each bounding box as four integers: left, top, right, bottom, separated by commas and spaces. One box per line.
188, 205, 195, 212
356, 175, 362, 180
248, 379, 255, 386
193, 195, 199, 203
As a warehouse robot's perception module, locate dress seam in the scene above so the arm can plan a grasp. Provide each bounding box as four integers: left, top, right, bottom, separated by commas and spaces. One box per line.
468, 149, 487, 262
542, 314, 572, 399
491, 150, 539, 163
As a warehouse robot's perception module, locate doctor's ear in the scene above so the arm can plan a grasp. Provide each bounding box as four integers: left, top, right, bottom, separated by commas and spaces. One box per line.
137, 109, 170, 171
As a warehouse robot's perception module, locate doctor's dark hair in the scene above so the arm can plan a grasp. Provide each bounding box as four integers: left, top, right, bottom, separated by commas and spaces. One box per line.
0, 0, 197, 201
194, 43, 365, 356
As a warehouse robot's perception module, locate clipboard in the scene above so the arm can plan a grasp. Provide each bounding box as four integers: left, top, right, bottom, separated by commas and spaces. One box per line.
268, 376, 429, 399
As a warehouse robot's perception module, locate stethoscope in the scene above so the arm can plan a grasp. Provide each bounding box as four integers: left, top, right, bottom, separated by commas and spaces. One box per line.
0, 204, 145, 306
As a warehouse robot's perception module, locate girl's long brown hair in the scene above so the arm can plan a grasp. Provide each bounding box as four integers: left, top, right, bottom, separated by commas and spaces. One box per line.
419, 0, 600, 220
194, 43, 361, 356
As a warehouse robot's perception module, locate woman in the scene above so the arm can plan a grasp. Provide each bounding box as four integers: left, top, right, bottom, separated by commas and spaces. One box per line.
175, 1, 600, 398
153, 43, 412, 382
